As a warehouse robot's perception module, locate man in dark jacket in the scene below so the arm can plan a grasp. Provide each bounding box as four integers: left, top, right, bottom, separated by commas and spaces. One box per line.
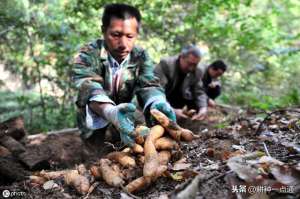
201, 60, 227, 107
154, 45, 208, 120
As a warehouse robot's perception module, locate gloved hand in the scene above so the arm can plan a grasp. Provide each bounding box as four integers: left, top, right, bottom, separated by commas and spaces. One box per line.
148, 100, 176, 125
102, 103, 136, 145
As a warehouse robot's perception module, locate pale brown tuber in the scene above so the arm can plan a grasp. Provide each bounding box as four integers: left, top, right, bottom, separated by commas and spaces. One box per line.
106, 151, 136, 168
98, 159, 124, 187
64, 170, 90, 195
125, 176, 151, 193
158, 150, 172, 165
150, 109, 199, 141
155, 137, 179, 150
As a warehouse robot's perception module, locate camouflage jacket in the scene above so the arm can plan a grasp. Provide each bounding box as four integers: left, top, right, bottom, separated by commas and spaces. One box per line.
154, 55, 208, 109
72, 39, 165, 138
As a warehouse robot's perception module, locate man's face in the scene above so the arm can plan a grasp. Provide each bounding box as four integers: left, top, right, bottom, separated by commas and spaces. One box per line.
208, 67, 224, 78
103, 17, 138, 62
179, 53, 201, 73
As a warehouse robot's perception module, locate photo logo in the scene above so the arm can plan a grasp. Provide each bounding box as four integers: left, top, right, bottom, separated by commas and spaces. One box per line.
2, 190, 10, 198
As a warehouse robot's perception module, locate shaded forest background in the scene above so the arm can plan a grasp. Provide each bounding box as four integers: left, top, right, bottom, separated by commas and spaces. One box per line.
0, 0, 299, 133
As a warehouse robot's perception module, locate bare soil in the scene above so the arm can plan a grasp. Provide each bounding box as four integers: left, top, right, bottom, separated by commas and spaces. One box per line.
0, 107, 299, 199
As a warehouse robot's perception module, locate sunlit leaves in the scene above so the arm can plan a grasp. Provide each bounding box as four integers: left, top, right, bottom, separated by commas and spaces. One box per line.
0, 0, 299, 131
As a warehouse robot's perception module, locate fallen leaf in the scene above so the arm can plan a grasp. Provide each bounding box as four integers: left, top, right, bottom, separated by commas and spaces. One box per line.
249, 193, 269, 199
227, 152, 263, 182
232, 145, 246, 152
120, 192, 134, 199
228, 161, 259, 182
202, 163, 219, 170
258, 156, 284, 166
175, 175, 202, 199
172, 163, 192, 171
170, 172, 184, 181
270, 165, 300, 186
221, 150, 245, 161
258, 131, 278, 142
157, 194, 169, 199
43, 180, 59, 190
269, 124, 278, 129
281, 142, 300, 154
181, 170, 199, 179
174, 158, 187, 164
169, 170, 198, 181
295, 163, 300, 172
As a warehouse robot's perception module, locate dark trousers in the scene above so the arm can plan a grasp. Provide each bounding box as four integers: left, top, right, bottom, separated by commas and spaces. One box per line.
206, 85, 221, 100
168, 86, 221, 111
168, 95, 199, 111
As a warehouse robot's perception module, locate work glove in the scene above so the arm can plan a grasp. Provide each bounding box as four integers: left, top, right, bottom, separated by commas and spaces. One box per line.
103, 103, 136, 145
148, 100, 176, 125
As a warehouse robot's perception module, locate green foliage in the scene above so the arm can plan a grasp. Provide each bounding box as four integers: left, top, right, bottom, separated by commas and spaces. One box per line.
213, 122, 230, 129
0, 0, 299, 133
220, 86, 300, 111
0, 91, 75, 133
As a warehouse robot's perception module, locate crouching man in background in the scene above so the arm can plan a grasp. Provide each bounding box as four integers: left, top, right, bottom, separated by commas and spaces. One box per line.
154, 45, 208, 120
201, 60, 227, 108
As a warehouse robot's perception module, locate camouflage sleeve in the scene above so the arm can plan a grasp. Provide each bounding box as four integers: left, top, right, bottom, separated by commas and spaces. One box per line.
72, 47, 114, 108
135, 50, 167, 110
194, 67, 208, 108
154, 59, 168, 89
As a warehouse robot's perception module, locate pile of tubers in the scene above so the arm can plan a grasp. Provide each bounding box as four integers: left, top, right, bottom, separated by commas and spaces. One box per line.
29, 109, 199, 194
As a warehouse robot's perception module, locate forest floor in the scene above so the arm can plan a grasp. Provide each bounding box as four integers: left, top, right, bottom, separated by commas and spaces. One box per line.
0, 106, 299, 199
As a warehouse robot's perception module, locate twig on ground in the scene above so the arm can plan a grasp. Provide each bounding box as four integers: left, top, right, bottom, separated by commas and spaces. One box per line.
263, 142, 271, 157
103, 142, 119, 151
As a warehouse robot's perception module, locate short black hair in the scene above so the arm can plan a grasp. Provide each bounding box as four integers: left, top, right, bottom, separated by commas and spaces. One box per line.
102, 3, 141, 32
209, 60, 228, 72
